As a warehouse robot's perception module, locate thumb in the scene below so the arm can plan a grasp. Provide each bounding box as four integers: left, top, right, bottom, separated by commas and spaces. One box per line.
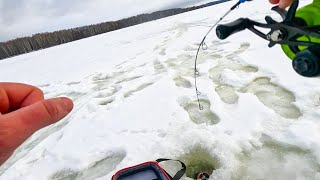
269, 0, 280, 4
3, 97, 73, 147
279, 0, 292, 8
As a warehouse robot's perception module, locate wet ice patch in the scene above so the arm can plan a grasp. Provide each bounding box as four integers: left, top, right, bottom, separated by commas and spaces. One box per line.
240, 77, 302, 119
215, 85, 239, 104
181, 99, 220, 125
51, 169, 79, 180
50, 151, 126, 180
165, 55, 195, 77
235, 141, 320, 180
225, 43, 251, 59
173, 75, 192, 88
238, 66, 258, 73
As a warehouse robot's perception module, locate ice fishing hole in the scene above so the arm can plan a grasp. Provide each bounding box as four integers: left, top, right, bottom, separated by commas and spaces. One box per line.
180, 146, 220, 179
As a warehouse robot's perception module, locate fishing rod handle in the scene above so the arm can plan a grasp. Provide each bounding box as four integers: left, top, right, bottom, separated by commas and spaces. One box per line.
216, 18, 250, 40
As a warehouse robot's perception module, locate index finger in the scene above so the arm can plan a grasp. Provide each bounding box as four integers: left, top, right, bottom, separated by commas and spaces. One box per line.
0, 83, 44, 113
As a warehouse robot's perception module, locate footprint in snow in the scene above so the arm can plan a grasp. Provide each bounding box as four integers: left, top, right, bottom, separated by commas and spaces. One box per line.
208, 60, 301, 118
215, 85, 239, 104
208, 62, 258, 105
236, 140, 319, 180
209, 60, 259, 84
192, 41, 302, 119
159, 48, 166, 56
173, 75, 192, 88
93, 85, 121, 107
208, 62, 258, 84
225, 42, 251, 59
240, 77, 302, 119
166, 61, 194, 77
96, 97, 115, 107
50, 150, 127, 180
153, 45, 161, 51
183, 45, 198, 52
50, 169, 79, 180
153, 60, 167, 74
211, 40, 231, 46
178, 54, 197, 66
115, 76, 142, 84
92, 70, 129, 90
180, 98, 220, 125
67, 81, 81, 86
95, 85, 121, 98
92, 74, 111, 91
123, 82, 154, 98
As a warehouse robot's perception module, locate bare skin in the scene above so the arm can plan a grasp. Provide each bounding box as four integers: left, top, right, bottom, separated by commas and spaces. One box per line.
269, 0, 294, 8
0, 83, 73, 165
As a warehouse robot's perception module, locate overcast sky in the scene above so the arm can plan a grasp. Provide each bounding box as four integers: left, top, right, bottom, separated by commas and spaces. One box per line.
0, 0, 215, 42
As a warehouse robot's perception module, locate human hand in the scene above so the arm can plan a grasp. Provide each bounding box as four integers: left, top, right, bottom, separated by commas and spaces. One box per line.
269, 0, 293, 8
0, 83, 73, 166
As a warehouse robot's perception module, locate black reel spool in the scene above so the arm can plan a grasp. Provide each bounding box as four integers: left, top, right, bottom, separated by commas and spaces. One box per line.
215, 0, 320, 77
293, 45, 320, 77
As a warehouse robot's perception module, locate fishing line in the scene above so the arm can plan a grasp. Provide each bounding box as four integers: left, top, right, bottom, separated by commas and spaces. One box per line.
194, 0, 247, 110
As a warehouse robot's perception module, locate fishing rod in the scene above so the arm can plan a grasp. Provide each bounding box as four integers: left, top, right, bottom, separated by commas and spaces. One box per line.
194, 0, 250, 110
216, 0, 320, 77
195, 0, 320, 110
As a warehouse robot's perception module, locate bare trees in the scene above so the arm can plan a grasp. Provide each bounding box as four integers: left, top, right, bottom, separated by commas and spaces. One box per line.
0, 21, 118, 60
0, 0, 230, 60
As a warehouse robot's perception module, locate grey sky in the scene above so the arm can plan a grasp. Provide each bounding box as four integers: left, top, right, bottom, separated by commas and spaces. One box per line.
0, 0, 213, 42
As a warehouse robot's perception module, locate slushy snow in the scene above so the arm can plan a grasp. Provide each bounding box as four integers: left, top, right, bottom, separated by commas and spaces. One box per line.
1, 0, 320, 179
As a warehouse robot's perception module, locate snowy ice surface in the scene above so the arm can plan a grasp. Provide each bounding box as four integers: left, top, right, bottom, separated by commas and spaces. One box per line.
1, 0, 320, 180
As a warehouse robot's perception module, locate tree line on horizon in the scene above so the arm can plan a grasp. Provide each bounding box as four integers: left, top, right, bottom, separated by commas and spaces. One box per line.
0, 0, 230, 60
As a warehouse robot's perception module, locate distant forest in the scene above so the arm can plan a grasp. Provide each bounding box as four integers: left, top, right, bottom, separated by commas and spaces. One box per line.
0, 0, 230, 60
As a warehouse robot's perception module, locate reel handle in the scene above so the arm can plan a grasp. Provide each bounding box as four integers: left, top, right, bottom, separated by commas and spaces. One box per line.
216, 18, 250, 40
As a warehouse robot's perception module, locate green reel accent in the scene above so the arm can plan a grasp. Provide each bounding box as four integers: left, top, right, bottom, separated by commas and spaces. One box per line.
281, 0, 320, 60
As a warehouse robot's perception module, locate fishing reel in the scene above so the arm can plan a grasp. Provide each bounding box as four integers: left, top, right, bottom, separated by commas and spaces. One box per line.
196, 172, 210, 180
216, 0, 320, 77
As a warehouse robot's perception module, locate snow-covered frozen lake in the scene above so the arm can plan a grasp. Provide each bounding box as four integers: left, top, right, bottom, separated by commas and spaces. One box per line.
0, 0, 320, 179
